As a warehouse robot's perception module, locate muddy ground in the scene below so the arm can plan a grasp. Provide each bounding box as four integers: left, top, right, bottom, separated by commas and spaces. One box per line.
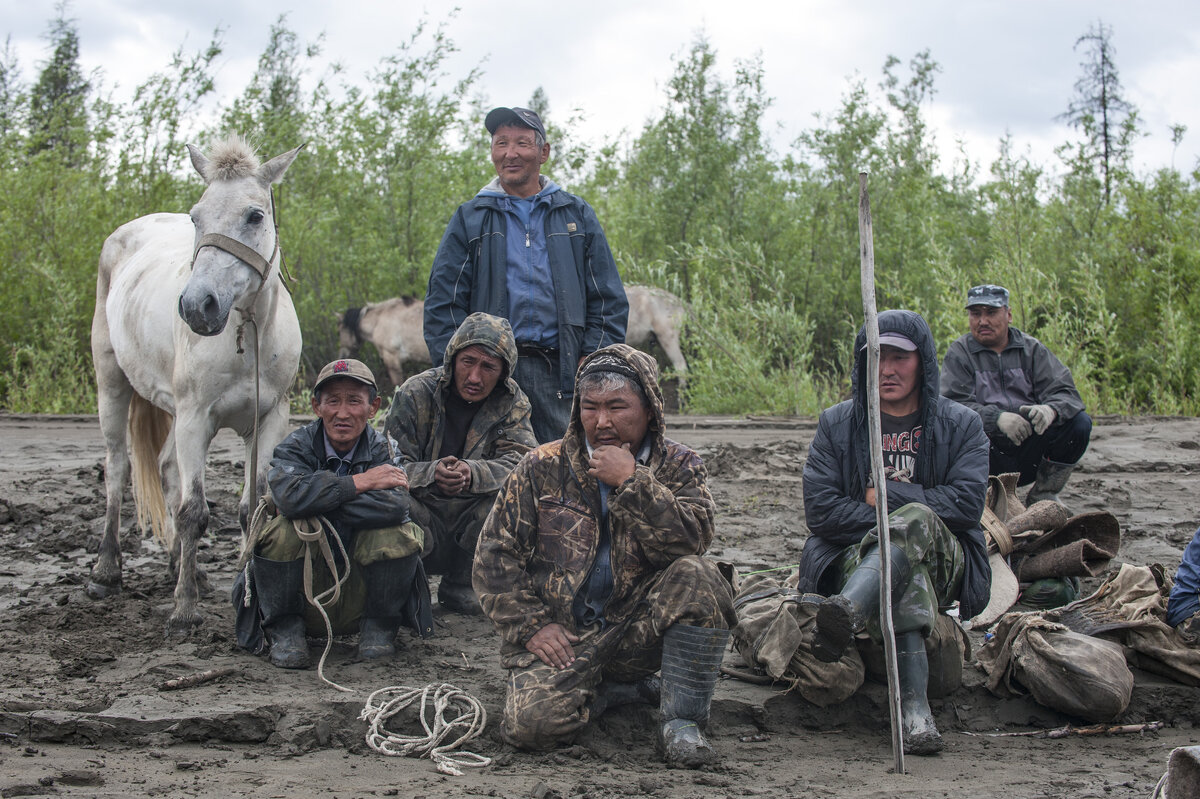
1, 412, 1198, 798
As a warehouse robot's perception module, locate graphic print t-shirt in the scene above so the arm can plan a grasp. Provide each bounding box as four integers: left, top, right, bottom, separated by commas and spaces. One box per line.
880, 409, 922, 478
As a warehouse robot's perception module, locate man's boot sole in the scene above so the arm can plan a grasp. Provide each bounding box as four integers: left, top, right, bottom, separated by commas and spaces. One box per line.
813, 596, 858, 663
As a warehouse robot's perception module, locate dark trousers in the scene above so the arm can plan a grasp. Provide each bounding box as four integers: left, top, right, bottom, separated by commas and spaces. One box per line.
989, 411, 1092, 484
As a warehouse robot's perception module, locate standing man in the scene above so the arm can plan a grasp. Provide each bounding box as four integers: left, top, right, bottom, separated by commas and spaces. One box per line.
474, 344, 736, 768
941, 284, 1092, 504
243, 359, 431, 669
800, 310, 990, 755
385, 312, 537, 614
424, 106, 628, 444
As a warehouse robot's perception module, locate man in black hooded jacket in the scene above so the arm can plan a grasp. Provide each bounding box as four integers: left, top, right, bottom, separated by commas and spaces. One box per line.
798, 310, 989, 755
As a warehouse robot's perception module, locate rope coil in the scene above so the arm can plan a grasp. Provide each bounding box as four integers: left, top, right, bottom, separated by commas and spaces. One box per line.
360, 683, 491, 776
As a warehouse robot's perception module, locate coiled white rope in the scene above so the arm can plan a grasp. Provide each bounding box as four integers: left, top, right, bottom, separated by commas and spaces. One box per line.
360, 683, 491, 775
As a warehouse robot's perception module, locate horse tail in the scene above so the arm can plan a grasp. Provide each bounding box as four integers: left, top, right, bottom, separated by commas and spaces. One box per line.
342, 306, 362, 339
128, 392, 172, 546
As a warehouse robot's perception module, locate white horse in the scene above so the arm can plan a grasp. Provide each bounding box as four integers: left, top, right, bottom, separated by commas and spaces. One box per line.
89, 136, 304, 633
624, 285, 688, 377
336, 296, 430, 386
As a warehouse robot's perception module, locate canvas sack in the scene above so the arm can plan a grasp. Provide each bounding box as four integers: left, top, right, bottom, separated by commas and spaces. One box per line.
729, 569, 864, 707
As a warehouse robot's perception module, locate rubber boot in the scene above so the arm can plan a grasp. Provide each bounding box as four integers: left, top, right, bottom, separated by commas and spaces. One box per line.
1025, 458, 1076, 506
813, 544, 910, 663
898, 630, 943, 755
359, 555, 418, 660
438, 546, 483, 616
658, 624, 730, 769
253, 555, 311, 670
589, 675, 662, 719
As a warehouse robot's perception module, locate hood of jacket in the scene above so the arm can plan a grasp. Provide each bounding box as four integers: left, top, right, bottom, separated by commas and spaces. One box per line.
564, 343, 665, 459
443, 311, 519, 388
476, 175, 562, 201
850, 309, 941, 482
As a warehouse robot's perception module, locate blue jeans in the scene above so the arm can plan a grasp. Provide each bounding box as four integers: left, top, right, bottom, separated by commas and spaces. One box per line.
989, 411, 1092, 485
513, 348, 572, 444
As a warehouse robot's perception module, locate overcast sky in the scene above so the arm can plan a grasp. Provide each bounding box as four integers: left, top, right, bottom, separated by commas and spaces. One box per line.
7, 1, 1200, 179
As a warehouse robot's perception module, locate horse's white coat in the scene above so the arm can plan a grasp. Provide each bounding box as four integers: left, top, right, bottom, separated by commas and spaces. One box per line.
90, 138, 304, 632
337, 297, 429, 386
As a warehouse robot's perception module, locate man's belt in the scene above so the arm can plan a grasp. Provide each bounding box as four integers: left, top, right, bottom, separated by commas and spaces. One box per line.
517, 343, 558, 361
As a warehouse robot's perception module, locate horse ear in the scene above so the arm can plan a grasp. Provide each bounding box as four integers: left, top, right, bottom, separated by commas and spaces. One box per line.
187, 144, 211, 184
260, 142, 309, 185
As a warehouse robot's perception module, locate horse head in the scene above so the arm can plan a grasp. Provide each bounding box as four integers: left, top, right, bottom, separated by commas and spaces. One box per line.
337, 306, 364, 357
178, 137, 306, 336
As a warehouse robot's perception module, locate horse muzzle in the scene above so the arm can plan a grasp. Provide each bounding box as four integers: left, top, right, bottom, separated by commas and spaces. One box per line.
178, 289, 230, 336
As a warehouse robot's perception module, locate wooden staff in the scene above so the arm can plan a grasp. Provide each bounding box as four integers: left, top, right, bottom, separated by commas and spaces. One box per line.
858, 172, 904, 774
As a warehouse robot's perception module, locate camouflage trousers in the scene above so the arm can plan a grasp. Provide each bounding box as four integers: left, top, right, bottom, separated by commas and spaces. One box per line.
407, 489, 496, 575
836, 502, 965, 640
502, 555, 736, 751
255, 513, 423, 636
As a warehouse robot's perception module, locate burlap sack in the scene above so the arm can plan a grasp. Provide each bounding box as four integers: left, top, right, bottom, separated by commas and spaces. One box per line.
977, 613, 1133, 722
730, 569, 865, 707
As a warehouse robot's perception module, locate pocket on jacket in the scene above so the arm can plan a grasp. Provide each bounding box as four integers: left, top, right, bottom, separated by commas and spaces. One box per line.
535, 498, 595, 571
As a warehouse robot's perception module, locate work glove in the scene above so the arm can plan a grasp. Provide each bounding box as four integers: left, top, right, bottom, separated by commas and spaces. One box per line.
997, 411, 1033, 445
1019, 404, 1057, 435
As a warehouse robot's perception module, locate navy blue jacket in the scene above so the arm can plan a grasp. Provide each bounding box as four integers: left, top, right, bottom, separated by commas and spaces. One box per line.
798, 310, 992, 620
424, 181, 628, 397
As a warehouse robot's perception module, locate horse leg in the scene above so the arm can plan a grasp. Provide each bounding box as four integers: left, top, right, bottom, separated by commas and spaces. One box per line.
159, 425, 210, 597
380, 347, 405, 388
166, 413, 215, 635
240, 403, 289, 535
658, 326, 689, 390
88, 376, 134, 599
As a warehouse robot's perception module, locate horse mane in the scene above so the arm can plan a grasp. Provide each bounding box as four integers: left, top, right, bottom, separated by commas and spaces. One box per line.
341, 306, 363, 338
399, 295, 419, 307
204, 135, 261, 181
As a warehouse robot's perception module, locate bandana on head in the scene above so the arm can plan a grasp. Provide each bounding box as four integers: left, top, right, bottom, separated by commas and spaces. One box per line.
578, 352, 641, 385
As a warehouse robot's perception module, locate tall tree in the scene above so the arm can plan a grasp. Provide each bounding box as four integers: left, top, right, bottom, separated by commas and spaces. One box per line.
1059, 20, 1136, 204
28, 4, 90, 161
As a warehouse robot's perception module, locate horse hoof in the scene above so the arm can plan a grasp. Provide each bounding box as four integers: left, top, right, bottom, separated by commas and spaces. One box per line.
166, 613, 203, 638
85, 580, 120, 600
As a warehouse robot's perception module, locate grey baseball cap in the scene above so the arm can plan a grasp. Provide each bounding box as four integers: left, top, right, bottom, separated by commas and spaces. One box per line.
966, 284, 1010, 309
485, 107, 547, 139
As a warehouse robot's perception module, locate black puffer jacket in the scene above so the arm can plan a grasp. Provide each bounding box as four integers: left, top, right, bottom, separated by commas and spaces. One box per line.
798, 310, 991, 620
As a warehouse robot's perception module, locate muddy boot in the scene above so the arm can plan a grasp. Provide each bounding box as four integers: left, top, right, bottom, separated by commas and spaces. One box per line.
438, 547, 482, 616
813, 545, 910, 663
590, 675, 662, 719
898, 630, 943, 755
1025, 458, 1076, 506
253, 555, 311, 670
658, 624, 730, 769
359, 555, 418, 660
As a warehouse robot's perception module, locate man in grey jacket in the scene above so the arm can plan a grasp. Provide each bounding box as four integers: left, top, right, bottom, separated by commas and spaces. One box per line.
941, 284, 1092, 504
424, 106, 628, 444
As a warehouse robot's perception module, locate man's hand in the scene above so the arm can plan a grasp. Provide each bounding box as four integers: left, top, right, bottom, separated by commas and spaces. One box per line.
434, 456, 472, 496
353, 463, 409, 493
997, 411, 1033, 445
1020, 404, 1057, 435
588, 443, 636, 487
526, 623, 579, 669
865, 485, 876, 507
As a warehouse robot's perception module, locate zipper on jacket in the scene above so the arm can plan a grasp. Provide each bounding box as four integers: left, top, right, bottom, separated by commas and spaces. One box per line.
525, 231, 531, 247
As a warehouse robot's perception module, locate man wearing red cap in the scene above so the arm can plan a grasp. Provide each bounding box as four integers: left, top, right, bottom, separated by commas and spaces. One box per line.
424, 106, 628, 445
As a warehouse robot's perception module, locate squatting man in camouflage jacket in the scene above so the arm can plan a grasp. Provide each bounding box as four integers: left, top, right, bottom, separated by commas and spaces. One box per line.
240, 358, 431, 670
473, 344, 737, 768
384, 312, 537, 614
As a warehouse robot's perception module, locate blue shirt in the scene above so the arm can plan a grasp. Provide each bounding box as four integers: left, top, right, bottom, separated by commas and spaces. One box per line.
481, 180, 561, 348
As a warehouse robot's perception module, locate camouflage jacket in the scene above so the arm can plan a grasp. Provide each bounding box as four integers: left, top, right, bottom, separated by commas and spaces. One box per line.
474, 344, 715, 662
385, 312, 537, 497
